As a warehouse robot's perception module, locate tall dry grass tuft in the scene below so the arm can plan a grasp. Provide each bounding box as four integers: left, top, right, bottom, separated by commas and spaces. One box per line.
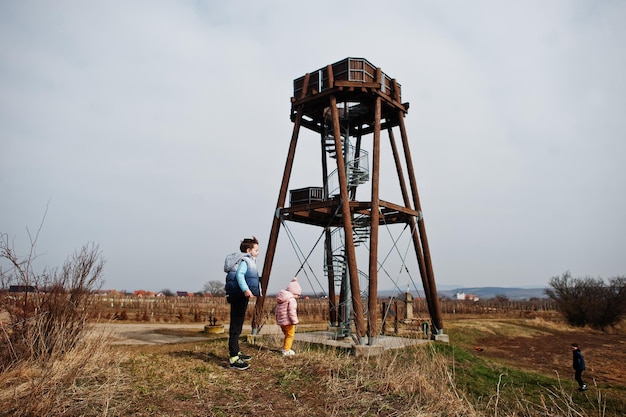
0, 329, 127, 416
520, 373, 605, 417
313, 344, 478, 417
1, 234, 127, 416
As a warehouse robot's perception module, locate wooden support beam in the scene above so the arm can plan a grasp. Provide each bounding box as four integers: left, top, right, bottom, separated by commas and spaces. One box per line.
252, 105, 304, 332
326, 64, 334, 89
392, 79, 400, 102
397, 113, 443, 332
367, 96, 382, 343
387, 126, 431, 310
329, 95, 366, 339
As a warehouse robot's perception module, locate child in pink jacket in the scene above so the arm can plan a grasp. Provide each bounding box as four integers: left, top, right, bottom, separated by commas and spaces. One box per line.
275, 278, 301, 356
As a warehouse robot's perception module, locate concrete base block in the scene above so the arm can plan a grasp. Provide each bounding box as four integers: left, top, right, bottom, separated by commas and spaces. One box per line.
352, 344, 385, 358
434, 333, 449, 343
327, 326, 349, 339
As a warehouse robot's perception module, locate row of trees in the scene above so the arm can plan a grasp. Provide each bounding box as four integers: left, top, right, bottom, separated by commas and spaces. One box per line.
3, 231, 625, 335
203, 272, 626, 330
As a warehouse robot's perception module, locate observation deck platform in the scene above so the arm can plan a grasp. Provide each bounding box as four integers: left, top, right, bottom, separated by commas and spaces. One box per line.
291, 57, 409, 135
281, 196, 422, 228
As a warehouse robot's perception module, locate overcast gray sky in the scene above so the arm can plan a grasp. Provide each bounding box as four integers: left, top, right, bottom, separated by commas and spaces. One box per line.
1, 1, 625, 296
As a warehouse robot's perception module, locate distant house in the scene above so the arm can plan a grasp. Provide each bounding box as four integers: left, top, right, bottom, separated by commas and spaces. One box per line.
455, 292, 479, 302
9, 285, 37, 293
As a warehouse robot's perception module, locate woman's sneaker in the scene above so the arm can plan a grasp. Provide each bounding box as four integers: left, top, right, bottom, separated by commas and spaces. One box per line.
229, 356, 250, 370
281, 349, 295, 356
237, 351, 252, 362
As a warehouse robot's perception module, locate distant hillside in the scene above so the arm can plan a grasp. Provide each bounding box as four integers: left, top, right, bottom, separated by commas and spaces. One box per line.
375, 287, 548, 300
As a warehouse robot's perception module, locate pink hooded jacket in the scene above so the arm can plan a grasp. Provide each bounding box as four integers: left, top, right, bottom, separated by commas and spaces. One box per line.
275, 289, 299, 326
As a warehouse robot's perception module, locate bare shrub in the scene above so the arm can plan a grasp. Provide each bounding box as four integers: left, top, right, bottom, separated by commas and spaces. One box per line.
1, 234, 104, 366
0, 232, 124, 416
546, 271, 626, 329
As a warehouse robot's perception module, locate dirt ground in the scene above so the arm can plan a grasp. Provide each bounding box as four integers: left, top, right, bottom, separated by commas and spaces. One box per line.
92, 322, 313, 345
474, 329, 626, 387
93, 323, 214, 345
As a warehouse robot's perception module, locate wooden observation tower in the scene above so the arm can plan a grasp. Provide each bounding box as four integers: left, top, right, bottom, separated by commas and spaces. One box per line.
252, 57, 443, 344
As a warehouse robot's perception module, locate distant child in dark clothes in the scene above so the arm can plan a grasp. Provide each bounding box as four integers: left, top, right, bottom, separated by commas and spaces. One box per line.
572, 343, 588, 391
275, 277, 302, 356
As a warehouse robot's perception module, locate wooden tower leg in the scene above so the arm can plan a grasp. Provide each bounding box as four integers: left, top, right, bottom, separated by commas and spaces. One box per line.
252, 105, 304, 333
397, 114, 444, 332
329, 95, 366, 339
367, 96, 382, 344
387, 126, 432, 315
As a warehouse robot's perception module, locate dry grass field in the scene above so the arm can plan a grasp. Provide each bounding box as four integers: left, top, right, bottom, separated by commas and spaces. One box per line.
2, 295, 625, 416
88, 316, 626, 416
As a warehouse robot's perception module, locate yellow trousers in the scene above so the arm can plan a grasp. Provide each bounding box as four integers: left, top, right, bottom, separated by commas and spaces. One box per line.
281, 324, 296, 351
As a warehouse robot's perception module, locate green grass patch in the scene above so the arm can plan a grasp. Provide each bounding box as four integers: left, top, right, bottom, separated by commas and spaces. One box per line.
436, 319, 626, 416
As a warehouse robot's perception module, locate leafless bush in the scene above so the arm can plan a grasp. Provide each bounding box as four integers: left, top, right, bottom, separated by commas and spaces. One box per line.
546, 271, 626, 330
1, 233, 104, 367
0, 232, 123, 416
